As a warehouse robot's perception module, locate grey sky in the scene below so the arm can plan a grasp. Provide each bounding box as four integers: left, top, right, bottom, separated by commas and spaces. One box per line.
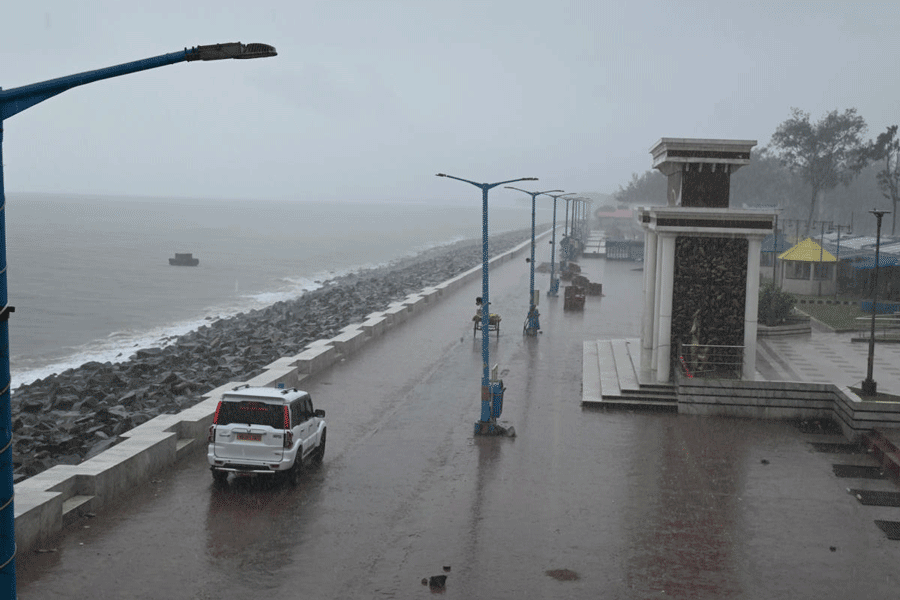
1, 1, 897, 203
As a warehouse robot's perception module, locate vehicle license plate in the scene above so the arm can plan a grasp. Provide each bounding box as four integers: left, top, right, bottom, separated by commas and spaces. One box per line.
237, 433, 262, 442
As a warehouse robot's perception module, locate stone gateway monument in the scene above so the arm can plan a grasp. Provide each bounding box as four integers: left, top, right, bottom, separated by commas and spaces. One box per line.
638, 138, 776, 383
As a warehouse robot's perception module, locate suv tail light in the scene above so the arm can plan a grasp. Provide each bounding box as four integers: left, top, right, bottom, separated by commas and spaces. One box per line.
207, 425, 215, 443
283, 406, 292, 448
213, 401, 223, 424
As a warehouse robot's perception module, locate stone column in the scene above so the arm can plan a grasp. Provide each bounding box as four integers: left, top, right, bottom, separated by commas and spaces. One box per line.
651, 234, 664, 373
742, 236, 762, 380
655, 234, 676, 382
641, 229, 658, 377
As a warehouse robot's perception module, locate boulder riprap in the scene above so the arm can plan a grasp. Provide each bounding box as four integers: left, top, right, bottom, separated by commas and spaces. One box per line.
10, 229, 538, 482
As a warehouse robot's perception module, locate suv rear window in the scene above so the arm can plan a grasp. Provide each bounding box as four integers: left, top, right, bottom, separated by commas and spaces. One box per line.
216, 400, 283, 428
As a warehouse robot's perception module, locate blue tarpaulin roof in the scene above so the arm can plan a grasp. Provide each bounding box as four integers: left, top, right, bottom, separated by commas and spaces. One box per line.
852, 255, 898, 269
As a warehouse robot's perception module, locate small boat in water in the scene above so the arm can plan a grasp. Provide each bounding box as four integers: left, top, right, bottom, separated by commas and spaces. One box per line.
169, 253, 199, 267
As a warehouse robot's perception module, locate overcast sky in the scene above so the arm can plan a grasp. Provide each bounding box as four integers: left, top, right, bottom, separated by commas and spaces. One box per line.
1, 1, 897, 203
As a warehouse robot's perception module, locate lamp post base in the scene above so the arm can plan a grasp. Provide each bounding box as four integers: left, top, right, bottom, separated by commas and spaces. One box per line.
548, 277, 559, 297
524, 307, 540, 336
862, 378, 878, 396
474, 421, 516, 437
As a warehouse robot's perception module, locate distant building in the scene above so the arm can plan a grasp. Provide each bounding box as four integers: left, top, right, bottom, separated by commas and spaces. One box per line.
777, 238, 837, 296
594, 208, 638, 240
819, 233, 900, 301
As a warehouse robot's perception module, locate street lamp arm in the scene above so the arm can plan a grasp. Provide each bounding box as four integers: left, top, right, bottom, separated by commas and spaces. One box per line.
544, 192, 576, 200
504, 186, 564, 197
437, 174, 538, 191
0, 42, 275, 121
487, 177, 538, 190
0, 50, 188, 120
436, 173, 482, 188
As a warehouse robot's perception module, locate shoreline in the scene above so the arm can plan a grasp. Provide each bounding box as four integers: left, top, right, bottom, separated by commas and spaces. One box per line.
10, 228, 538, 482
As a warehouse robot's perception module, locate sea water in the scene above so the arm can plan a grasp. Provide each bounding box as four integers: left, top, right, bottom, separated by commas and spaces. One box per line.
5, 192, 549, 389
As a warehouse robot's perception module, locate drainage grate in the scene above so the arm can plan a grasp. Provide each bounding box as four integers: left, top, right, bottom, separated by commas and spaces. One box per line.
811, 442, 865, 454
874, 520, 900, 540
832, 464, 885, 479
849, 489, 900, 507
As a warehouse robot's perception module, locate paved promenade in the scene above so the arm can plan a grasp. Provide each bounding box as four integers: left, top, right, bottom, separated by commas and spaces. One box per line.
757, 326, 900, 395
16, 238, 900, 599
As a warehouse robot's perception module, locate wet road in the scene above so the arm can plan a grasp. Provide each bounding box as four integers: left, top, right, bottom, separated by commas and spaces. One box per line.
18, 242, 900, 599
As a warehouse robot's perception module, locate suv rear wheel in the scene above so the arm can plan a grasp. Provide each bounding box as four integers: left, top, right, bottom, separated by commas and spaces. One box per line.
313, 429, 326, 465
282, 455, 302, 486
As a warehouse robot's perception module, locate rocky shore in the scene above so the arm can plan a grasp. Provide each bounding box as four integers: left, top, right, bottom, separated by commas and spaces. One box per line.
10, 228, 536, 482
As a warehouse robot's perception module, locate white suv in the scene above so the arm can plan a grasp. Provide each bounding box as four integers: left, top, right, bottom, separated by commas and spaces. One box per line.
207, 386, 326, 485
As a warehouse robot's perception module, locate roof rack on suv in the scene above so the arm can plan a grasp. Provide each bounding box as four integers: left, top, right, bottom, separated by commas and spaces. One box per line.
232, 384, 251, 391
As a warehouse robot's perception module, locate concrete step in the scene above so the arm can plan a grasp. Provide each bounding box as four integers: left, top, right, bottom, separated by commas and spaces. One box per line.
610, 339, 639, 391
62, 494, 95, 526
582, 341, 602, 404
620, 387, 677, 399
583, 338, 677, 408
176, 438, 195, 459
597, 340, 621, 398
592, 396, 677, 410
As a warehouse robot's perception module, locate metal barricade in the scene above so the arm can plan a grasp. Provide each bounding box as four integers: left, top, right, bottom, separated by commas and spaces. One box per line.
677, 342, 744, 379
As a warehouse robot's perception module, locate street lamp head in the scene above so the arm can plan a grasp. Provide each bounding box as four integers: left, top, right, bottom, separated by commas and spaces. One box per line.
186, 42, 277, 61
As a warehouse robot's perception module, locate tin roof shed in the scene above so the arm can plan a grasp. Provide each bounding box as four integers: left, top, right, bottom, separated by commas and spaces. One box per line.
778, 238, 837, 262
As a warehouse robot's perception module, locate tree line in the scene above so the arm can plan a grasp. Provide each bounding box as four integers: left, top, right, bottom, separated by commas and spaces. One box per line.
614, 108, 900, 237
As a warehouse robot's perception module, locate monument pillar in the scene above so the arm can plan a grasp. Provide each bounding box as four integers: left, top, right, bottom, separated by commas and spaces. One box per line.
640, 229, 658, 376
638, 138, 775, 382
743, 236, 764, 379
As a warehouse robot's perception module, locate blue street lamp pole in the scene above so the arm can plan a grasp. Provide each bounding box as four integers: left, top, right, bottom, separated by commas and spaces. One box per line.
436, 173, 537, 435
561, 196, 577, 271
544, 192, 575, 297
572, 198, 580, 241
504, 187, 562, 335
0, 41, 276, 598
577, 198, 592, 245
566, 196, 589, 264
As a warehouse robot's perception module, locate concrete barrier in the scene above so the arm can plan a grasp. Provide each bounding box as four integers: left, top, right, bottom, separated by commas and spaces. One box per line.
359, 313, 389, 338
383, 302, 410, 324
677, 376, 900, 443
295, 343, 338, 374
403, 294, 427, 312
13, 230, 549, 553
419, 287, 442, 303
329, 327, 368, 357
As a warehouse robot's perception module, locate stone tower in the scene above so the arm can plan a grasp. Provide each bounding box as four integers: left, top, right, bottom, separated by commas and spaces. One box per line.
638, 138, 776, 382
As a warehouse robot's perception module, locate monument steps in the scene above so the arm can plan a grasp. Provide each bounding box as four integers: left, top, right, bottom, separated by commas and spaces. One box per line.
583, 339, 676, 409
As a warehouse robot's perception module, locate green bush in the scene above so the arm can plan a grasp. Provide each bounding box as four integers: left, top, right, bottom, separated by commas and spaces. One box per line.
758, 283, 796, 326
